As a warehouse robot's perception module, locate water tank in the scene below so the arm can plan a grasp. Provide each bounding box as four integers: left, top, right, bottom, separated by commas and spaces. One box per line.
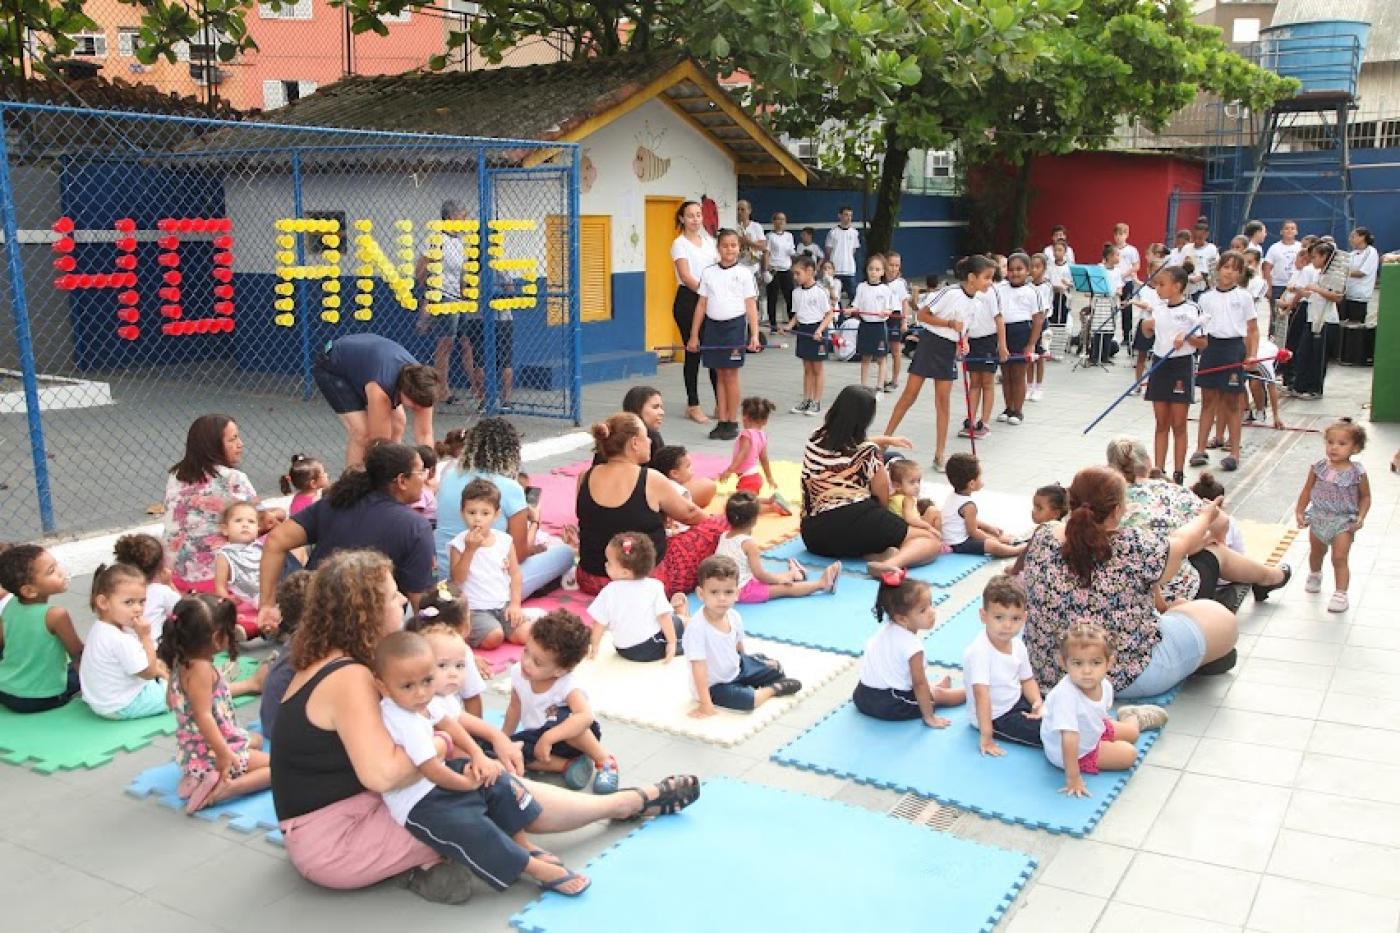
1258, 20, 1370, 97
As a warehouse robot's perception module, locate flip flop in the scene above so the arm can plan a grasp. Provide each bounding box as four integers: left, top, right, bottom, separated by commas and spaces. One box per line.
826, 561, 842, 595
787, 559, 808, 582
536, 869, 590, 897
528, 848, 563, 867
770, 491, 794, 517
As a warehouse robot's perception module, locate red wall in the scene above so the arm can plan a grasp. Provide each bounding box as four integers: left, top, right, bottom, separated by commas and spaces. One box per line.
1024, 151, 1204, 259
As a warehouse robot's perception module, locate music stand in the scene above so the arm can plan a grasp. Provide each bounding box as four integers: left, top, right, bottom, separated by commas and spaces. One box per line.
1069, 264, 1116, 372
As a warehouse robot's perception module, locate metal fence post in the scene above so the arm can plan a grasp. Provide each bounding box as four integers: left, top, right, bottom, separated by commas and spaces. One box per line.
478, 146, 498, 415
291, 148, 314, 400
568, 146, 582, 425
0, 108, 57, 534
1165, 187, 1180, 244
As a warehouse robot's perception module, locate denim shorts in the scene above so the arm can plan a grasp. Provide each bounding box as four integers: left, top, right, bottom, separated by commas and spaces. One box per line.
1118, 611, 1207, 700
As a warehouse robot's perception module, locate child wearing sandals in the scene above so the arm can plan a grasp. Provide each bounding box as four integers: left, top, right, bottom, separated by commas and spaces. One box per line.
963, 574, 1044, 755
1040, 621, 1167, 797
375, 629, 592, 898
941, 454, 1027, 559
505, 610, 619, 794
685, 555, 801, 718
160, 594, 272, 813
853, 568, 965, 726
588, 532, 686, 663
714, 492, 841, 603
1296, 418, 1371, 613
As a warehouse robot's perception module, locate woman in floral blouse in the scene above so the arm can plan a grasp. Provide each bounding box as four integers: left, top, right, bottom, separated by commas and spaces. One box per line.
164, 414, 257, 589
1107, 437, 1290, 607
1020, 466, 1237, 700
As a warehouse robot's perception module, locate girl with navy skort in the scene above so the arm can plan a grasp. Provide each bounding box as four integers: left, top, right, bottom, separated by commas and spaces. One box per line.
1190, 251, 1257, 474
1141, 266, 1206, 484
786, 255, 835, 416
884, 255, 995, 473
964, 268, 1006, 439
850, 254, 894, 395
995, 253, 1045, 426
688, 229, 760, 443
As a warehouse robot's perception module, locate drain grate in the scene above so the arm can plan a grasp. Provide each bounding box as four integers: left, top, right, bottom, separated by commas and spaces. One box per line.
889, 793, 962, 831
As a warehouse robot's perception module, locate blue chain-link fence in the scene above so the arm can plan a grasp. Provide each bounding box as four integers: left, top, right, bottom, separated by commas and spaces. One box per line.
0, 102, 580, 540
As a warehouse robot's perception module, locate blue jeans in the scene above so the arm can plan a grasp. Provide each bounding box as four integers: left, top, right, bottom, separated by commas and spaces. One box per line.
1117, 611, 1207, 700
709, 653, 784, 711
520, 545, 576, 599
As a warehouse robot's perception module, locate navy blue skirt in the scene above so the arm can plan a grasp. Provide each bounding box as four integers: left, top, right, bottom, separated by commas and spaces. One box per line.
909, 331, 957, 381
1003, 321, 1033, 363
855, 319, 889, 357
793, 321, 829, 361
702, 316, 748, 369
964, 334, 1000, 372
1146, 353, 1195, 404
1197, 335, 1245, 393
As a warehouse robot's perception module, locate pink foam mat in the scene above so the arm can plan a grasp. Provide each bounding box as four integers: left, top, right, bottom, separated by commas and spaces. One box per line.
536, 453, 733, 531
474, 589, 597, 674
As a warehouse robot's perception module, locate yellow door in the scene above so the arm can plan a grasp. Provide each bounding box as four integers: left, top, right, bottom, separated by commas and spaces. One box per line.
645, 197, 684, 356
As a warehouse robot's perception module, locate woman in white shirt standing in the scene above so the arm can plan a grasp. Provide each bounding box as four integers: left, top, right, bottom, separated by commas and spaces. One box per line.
764, 212, 796, 333
670, 201, 720, 424
1343, 226, 1378, 324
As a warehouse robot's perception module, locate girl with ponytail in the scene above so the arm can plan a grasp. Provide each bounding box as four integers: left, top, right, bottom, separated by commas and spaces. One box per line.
852, 568, 965, 725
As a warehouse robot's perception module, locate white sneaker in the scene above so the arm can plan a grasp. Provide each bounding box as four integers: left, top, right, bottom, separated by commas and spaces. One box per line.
1007, 413, 1023, 426
790, 399, 810, 414
1328, 591, 1349, 613
1032, 387, 1045, 401
996, 410, 1010, 423
1304, 571, 1322, 594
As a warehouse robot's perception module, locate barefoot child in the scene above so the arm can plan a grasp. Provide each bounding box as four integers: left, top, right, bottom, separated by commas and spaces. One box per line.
449, 479, 527, 650
884, 251, 913, 391
886, 458, 943, 539
160, 595, 272, 812
1141, 266, 1206, 484
963, 574, 1043, 755
787, 255, 835, 415
1041, 622, 1166, 797
715, 492, 840, 603
588, 532, 684, 662
852, 568, 964, 725
687, 228, 761, 443
850, 253, 893, 393
1296, 418, 1370, 613
505, 610, 619, 793
0, 545, 82, 713
80, 563, 168, 719
212, 501, 264, 639
941, 454, 1027, 558
376, 630, 591, 897
685, 555, 802, 717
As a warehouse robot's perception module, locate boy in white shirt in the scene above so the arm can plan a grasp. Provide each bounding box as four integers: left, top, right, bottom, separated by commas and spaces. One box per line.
963, 575, 1044, 756
794, 226, 824, 264
504, 610, 618, 793
375, 630, 593, 897
449, 479, 526, 650
1182, 220, 1219, 299
1263, 220, 1302, 302
824, 206, 861, 300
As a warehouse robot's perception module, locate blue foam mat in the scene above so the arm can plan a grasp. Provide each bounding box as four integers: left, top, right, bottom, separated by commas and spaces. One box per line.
773, 702, 1161, 837
689, 577, 946, 656
511, 778, 1035, 933
762, 537, 991, 587
126, 760, 283, 846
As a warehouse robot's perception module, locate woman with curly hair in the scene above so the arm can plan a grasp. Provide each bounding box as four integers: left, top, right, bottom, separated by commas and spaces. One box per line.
434, 417, 575, 598
271, 550, 699, 902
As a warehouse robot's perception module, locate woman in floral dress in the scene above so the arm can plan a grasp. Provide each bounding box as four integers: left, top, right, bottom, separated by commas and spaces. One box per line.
164, 414, 257, 590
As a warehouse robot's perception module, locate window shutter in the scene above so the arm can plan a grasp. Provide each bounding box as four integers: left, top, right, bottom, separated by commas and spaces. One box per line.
546, 215, 611, 325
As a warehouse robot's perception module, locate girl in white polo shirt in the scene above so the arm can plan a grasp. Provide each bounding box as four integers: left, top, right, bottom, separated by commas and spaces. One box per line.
786, 255, 835, 415
688, 229, 760, 442
1190, 251, 1257, 473
1141, 266, 1206, 484
764, 212, 796, 333
995, 252, 1045, 426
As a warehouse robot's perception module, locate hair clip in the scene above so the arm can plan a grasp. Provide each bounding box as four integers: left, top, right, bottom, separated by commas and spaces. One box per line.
418, 606, 440, 619
436, 581, 455, 601
620, 537, 634, 555
880, 567, 907, 587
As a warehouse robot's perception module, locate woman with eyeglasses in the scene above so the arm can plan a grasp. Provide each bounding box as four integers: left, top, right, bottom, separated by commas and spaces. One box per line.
255, 442, 435, 632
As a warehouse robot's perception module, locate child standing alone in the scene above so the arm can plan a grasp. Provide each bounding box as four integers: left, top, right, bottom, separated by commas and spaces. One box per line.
786, 255, 835, 415
849, 253, 893, 394
0, 545, 82, 713
1296, 418, 1371, 613
687, 228, 761, 442
852, 569, 964, 726
160, 594, 272, 813
715, 492, 840, 603
685, 555, 802, 717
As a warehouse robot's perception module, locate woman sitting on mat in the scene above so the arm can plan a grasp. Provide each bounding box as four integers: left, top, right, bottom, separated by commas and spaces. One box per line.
270, 549, 700, 904
594, 385, 716, 508
163, 414, 257, 593
1019, 466, 1238, 701
799, 385, 943, 578
1106, 437, 1290, 611
574, 413, 726, 598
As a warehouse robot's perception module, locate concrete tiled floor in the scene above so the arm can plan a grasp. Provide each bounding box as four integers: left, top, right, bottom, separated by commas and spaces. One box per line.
4, 345, 1396, 931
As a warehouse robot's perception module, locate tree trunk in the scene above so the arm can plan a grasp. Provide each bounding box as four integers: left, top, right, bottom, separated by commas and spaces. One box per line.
867, 121, 909, 257
1008, 154, 1034, 252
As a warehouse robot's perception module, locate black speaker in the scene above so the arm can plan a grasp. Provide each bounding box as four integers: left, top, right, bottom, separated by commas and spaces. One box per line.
1338, 323, 1375, 366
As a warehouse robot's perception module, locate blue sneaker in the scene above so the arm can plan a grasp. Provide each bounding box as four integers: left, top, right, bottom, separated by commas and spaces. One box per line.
592, 757, 619, 795
563, 756, 595, 790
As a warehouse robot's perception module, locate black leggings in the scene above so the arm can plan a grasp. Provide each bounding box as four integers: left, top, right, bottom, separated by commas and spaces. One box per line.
766, 269, 794, 329
1292, 322, 1336, 395
673, 286, 717, 408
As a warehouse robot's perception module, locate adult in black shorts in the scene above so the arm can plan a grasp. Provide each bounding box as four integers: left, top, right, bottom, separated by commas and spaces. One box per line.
799, 385, 943, 577
312, 333, 439, 467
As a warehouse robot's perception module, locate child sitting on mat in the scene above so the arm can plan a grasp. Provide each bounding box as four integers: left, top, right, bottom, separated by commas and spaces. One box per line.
716, 493, 841, 604
963, 574, 1044, 755
376, 630, 591, 898
449, 479, 527, 651
0, 544, 83, 714
852, 568, 964, 726
941, 454, 1027, 559
685, 555, 802, 718
410, 587, 495, 689
81, 563, 168, 720
588, 532, 685, 663
717, 397, 792, 515
114, 533, 179, 642
1040, 621, 1167, 797
886, 459, 944, 541
160, 594, 272, 813
258, 570, 311, 741
1011, 484, 1070, 576
212, 501, 265, 641
505, 610, 619, 794
415, 620, 523, 772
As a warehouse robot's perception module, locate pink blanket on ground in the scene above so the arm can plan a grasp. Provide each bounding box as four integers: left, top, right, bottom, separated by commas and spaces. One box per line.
535, 453, 732, 532
473, 589, 597, 673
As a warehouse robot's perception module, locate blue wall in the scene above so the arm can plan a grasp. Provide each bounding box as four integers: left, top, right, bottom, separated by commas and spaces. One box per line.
738, 185, 966, 282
